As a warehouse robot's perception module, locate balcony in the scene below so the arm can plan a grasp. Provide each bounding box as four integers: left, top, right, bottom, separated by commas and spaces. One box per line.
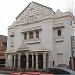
23, 38, 41, 44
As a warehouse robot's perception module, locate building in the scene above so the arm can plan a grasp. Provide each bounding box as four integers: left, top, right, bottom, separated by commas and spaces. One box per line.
0, 35, 7, 67
6, 2, 75, 70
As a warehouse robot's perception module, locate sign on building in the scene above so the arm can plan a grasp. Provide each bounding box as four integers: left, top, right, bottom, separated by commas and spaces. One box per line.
71, 36, 75, 57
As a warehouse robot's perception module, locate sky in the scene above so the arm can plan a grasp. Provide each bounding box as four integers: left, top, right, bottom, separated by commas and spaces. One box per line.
0, 0, 75, 36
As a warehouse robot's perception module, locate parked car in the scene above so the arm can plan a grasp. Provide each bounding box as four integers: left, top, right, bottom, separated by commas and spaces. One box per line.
10, 67, 75, 75
40, 67, 75, 75
57, 64, 69, 68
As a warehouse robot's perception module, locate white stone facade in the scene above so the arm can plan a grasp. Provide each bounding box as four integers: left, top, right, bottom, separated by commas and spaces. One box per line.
6, 2, 75, 70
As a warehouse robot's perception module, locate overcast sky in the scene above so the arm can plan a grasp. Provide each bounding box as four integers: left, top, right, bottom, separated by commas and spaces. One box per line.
0, 0, 75, 36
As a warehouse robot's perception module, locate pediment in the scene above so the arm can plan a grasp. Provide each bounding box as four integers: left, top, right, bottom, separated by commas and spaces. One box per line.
15, 2, 54, 25
55, 9, 64, 17
17, 41, 30, 52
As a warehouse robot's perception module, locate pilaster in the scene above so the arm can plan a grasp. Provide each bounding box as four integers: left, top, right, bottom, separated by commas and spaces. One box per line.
26, 53, 29, 69
32, 53, 34, 69
36, 52, 38, 70
43, 52, 46, 69
18, 53, 21, 69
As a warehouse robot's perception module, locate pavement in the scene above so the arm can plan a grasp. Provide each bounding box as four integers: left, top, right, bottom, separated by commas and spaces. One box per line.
0, 69, 27, 74
0, 68, 40, 74
0, 70, 14, 74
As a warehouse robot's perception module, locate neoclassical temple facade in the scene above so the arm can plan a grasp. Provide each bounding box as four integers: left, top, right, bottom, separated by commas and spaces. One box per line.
6, 2, 75, 70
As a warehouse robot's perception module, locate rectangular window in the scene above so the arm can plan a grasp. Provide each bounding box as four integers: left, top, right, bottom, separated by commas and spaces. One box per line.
29, 32, 33, 39
0, 53, 4, 56
10, 35, 14, 47
24, 33, 27, 39
11, 35, 14, 43
36, 31, 39, 38
57, 30, 61, 36
57, 53, 63, 64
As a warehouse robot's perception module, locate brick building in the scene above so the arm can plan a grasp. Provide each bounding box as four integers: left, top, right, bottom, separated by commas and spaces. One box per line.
0, 35, 7, 67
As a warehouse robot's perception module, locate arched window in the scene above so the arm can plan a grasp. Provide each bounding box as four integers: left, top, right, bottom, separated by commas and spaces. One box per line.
24, 33, 27, 39
29, 32, 33, 39
36, 31, 39, 38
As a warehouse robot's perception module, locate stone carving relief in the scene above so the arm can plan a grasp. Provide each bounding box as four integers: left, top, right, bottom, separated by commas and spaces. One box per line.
16, 2, 54, 25
25, 14, 37, 23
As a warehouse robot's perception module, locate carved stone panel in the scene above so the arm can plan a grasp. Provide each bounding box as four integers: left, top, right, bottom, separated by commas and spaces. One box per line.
16, 2, 54, 25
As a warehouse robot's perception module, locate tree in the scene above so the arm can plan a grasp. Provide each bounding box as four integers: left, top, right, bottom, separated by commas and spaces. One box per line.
65, 0, 75, 17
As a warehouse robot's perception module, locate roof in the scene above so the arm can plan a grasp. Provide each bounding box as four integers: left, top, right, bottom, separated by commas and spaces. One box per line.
0, 35, 7, 43
16, 1, 54, 19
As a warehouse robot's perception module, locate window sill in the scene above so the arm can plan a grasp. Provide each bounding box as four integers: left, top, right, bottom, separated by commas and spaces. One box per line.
23, 38, 41, 44
10, 42, 14, 47
55, 36, 64, 42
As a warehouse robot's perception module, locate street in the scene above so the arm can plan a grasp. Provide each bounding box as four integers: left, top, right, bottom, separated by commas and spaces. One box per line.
0, 74, 9, 75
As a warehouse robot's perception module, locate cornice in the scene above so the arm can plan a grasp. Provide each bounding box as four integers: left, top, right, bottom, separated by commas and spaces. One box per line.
54, 14, 75, 21
22, 26, 42, 32
9, 17, 53, 30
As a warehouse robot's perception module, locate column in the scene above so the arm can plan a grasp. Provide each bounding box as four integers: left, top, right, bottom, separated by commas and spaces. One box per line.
43, 52, 46, 69
27, 32, 29, 39
32, 53, 34, 69
7, 54, 12, 68
48, 52, 51, 67
33, 31, 36, 38
11, 54, 13, 69
7, 54, 10, 67
26, 53, 29, 69
36, 53, 38, 70
18, 53, 21, 69
14, 54, 16, 68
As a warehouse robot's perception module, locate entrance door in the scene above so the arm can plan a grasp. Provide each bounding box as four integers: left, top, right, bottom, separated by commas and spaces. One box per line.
29, 55, 32, 69
38, 53, 43, 69
15, 54, 18, 69
20, 55, 26, 69
34, 55, 36, 69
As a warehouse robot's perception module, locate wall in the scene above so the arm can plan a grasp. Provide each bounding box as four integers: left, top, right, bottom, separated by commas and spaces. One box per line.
53, 18, 74, 66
